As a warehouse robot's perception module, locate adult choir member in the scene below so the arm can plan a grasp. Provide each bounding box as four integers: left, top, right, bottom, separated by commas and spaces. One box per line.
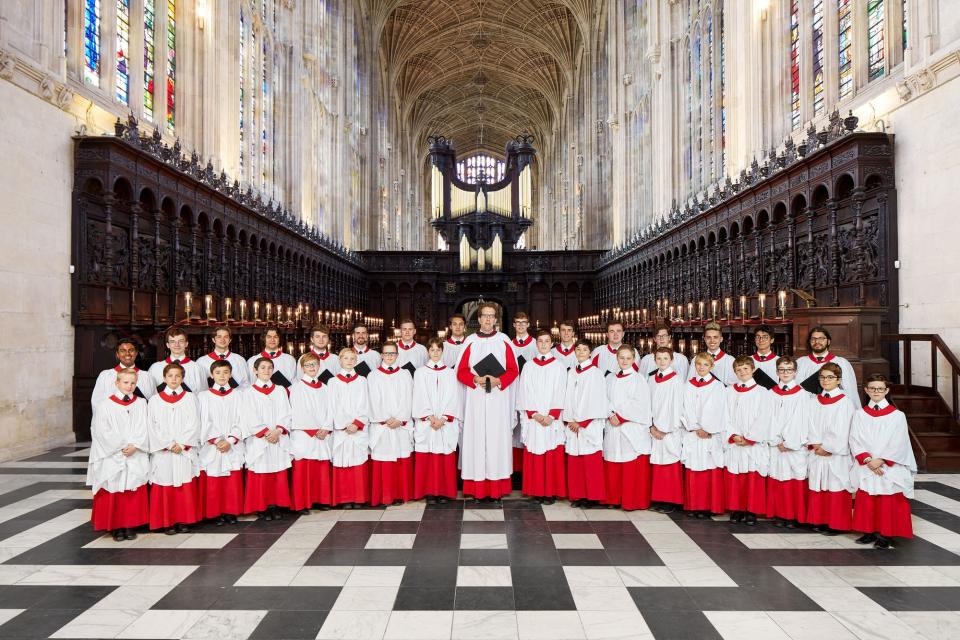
329, 348, 372, 508
562, 340, 608, 508
639, 323, 688, 380
590, 321, 637, 376
351, 324, 381, 375
796, 326, 861, 406
298, 325, 340, 383
289, 352, 335, 513
196, 326, 249, 389
149, 327, 205, 393
604, 345, 653, 511
551, 321, 578, 368
509, 312, 538, 471
766, 356, 811, 528
749, 325, 779, 389
693, 322, 737, 386
412, 338, 462, 503
368, 342, 415, 505
91, 339, 155, 414
242, 357, 293, 520
247, 327, 297, 389
442, 314, 468, 369
396, 320, 429, 375
197, 360, 245, 525
648, 348, 685, 513
681, 352, 726, 517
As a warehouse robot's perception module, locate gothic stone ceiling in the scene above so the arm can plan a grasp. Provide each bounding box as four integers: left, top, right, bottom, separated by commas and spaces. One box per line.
367, 0, 593, 159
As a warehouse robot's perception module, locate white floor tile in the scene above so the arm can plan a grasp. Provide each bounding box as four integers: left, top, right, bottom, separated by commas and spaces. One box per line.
384, 610, 453, 639
463, 509, 505, 522
551, 533, 603, 549
116, 609, 206, 639
541, 505, 588, 522
345, 565, 408, 587
51, 608, 140, 639
457, 565, 513, 587
615, 566, 680, 587
317, 610, 391, 639
182, 609, 268, 640
332, 585, 399, 610
0, 609, 24, 627
234, 565, 300, 587
290, 565, 354, 587
516, 611, 586, 640
91, 585, 176, 611
830, 611, 929, 640
583, 509, 629, 521
881, 565, 960, 586
767, 611, 859, 640
705, 611, 791, 640
452, 611, 518, 640
338, 509, 385, 521
577, 610, 652, 640
460, 533, 509, 549
562, 566, 624, 587
799, 587, 887, 612
891, 611, 960, 640
774, 566, 850, 587
569, 586, 638, 612
365, 533, 417, 549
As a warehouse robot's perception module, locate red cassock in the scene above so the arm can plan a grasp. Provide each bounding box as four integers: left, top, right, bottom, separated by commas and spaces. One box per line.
368, 366, 416, 506
766, 383, 812, 521
329, 371, 372, 505
603, 369, 654, 510
241, 382, 293, 512
681, 376, 726, 513
562, 362, 608, 501
804, 392, 856, 530
722, 379, 775, 515
197, 387, 246, 519
648, 369, 686, 505
516, 355, 568, 499
147, 388, 202, 529
411, 362, 463, 499
289, 378, 335, 510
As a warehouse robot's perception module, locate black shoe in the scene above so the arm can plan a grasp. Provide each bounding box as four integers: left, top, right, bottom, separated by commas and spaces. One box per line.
542, 497, 555, 506
784, 520, 797, 529
225, 514, 238, 524
811, 524, 829, 533
686, 511, 697, 518
298, 509, 311, 516
650, 503, 664, 513
437, 496, 449, 504
771, 518, 784, 528
165, 526, 178, 535
260, 511, 273, 521
821, 528, 841, 537
583, 501, 597, 509
426, 496, 436, 505
124, 528, 137, 540
696, 511, 710, 519
855, 533, 878, 545
112, 530, 125, 541
317, 505, 330, 511
393, 499, 404, 506
874, 536, 892, 550
175, 523, 190, 533
660, 503, 677, 514
570, 499, 585, 508
730, 511, 744, 523
273, 508, 284, 520
744, 513, 757, 526
215, 516, 226, 527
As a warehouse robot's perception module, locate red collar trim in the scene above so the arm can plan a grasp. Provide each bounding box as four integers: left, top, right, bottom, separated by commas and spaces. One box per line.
428, 363, 447, 370
378, 366, 400, 375
109, 394, 137, 406
513, 336, 533, 347
159, 390, 186, 403
260, 350, 281, 359
446, 338, 464, 345
733, 383, 758, 393
533, 357, 556, 366
311, 348, 331, 360
772, 384, 803, 396
113, 364, 140, 372
209, 386, 233, 397
818, 393, 846, 405
753, 352, 776, 362
253, 383, 276, 395
809, 352, 836, 364
353, 346, 369, 354
398, 341, 416, 351
165, 357, 192, 364
864, 404, 896, 417
654, 371, 677, 383
575, 362, 596, 374
606, 344, 620, 355
336, 373, 357, 383
689, 377, 714, 388
208, 351, 231, 360
709, 350, 726, 360
555, 343, 574, 355
301, 378, 323, 389
616, 370, 633, 379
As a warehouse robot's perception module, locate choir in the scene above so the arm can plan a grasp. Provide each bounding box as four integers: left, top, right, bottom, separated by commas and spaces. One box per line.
88, 320, 916, 550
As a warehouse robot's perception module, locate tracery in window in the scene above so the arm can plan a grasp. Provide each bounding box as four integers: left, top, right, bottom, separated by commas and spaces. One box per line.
812, 0, 825, 116
144, 0, 155, 120
116, 0, 130, 103
838, 0, 854, 99
83, 0, 101, 86
867, 0, 885, 81
457, 155, 504, 184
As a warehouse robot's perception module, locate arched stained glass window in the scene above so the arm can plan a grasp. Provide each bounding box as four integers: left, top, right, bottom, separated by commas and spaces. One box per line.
812, 0, 825, 116
838, 0, 854, 99
83, 0, 101, 86
239, 10, 245, 171
144, 0, 155, 120
116, 0, 130, 103
867, 0, 885, 81
706, 13, 714, 181
790, 0, 801, 129
165, 0, 176, 132
456, 155, 505, 184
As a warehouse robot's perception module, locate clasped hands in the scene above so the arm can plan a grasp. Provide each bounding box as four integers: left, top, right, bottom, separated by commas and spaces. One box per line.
473, 375, 501, 389
531, 413, 555, 427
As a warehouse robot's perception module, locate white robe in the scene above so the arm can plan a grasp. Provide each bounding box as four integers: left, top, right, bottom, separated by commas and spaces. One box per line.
605, 370, 653, 463
412, 363, 462, 455
797, 352, 861, 408
592, 344, 641, 377
681, 377, 726, 471
692, 350, 737, 386
247, 351, 298, 388
442, 338, 467, 369
368, 366, 415, 462
289, 378, 334, 462
241, 383, 293, 474
91, 365, 156, 412
353, 346, 382, 373
750, 352, 779, 387
767, 383, 811, 481
551, 342, 577, 369
197, 388, 246, 476
196, 351, 249, 389
328, 372, 371, 467
456, 331, 519, 483
849, 401, 917, 497
296, 349, 340, 381
148, 357, 205, 394
648, 369, 685, 465
510, 336, 539, 371
147, 389, 201, 487
509, 336, 539, 448
807, 392, 856, 492
87, 395, 150, 493
639, 352, 689, 381
561, 362, 608, 456
516, 356, 567, 456
723, 380, 776, 476
396, 341, 429, 373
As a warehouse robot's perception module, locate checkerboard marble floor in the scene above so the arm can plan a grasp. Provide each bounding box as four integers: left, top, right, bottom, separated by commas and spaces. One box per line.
1, 445, 960, 639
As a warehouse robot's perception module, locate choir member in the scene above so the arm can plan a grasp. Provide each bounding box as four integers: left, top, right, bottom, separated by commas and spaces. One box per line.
242, 357, 293, 520
510, 312, 538, 472
196, 326, 249, 389
681, 352, 726, 517
722, 356, 775, 525
750, 325, 779, 390
297, 324, 340, 383
91, 339, 155, 415
551, 320, 578, 368
796, 326, 861, 406
396, 320, 428, 375
562, 340, 608, 507
693, 322, 737, 386
329, 348, 372, 508
850, 374, 916, 549
805, 362, 856, 535
516, 330, 568, 504
368, 342, 415, 505
197, 360, 245, 525
590, 321, 638, 376
289, 352, 335, 513
639, 323, 688, 380
247, 327, 297, 389
604, 345, 653, 511
766, 356, 811, 528
412, 338, 462, 503
148, 327, 205, 393
647, 347, 686, 513
351, 324, 382, 375
147, 362, 201, 534
457, 302, 520, 503
442, 314, 468, 369
88, 368, 150, 541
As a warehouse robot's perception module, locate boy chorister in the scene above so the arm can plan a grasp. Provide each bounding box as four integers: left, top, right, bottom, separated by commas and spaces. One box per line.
248, 327, 298, 389
639, 324, 688, 380
766, 356, 810, 528
412, 338, 462, 503
648, 347, 685, 513
805, 362, 856, 534
242, 357, 293, 520
289, 352, 335, 513
551, 321, 578, 369
368, 342, 415, 506
516, 330, 568, 504
850, 374, 916, 549
329, 348, 372, 508
147, 362, 201, 534
604, 345, 653, 511
298, 325, 340, 382
695, 322, 737, 386
681, 352, 726, 517
197, 361, 245, 525
396, 320, 429, 373
562, 340, 609, 508
196, 327, 249, 389
442, 315, 468, 369
149, 327, 205, 393
88, 368, 150, 541
91, 340, 155, 412
722, 356, 774, 525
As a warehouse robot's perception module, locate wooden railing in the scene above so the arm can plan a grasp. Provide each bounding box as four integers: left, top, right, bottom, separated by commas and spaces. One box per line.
882, 333, 960, 422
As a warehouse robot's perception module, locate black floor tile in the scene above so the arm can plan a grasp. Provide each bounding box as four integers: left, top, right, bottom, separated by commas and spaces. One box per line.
178, 564, 250, 587
459, 550, 510, 565
392, 586, 455, 610
412, 532, 461, 549
401, 564, 458, 588
596, 532, 647, 549
213, 586, 341, 610
513, 580, 576, 610
410, 547, 460, 566
510, 565, 567, 585
153, 585, 225, 610
860, 586, 960, 611
249, 610, 330, 640
355, 549, 415, 565
558, 549, 611, 565
455, 586, 515, 610
603, 547, 664, 565
0, 608, 84, 639
627, 587, 698, 611
462, 521, 506, 534
641, 610, 724, 640
374, 521, 421, 534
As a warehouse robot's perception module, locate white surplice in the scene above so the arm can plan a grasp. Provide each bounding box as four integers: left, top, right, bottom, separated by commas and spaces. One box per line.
241, 382, 293, 474
197, 387, 246, 476
411, 362, 462, 455
352, 345, 382, 373
148, 357, 205, 394
691, 350, 737, 386
638, 352, 689, 381
561, 362, 609, 456
849, 401, 917, 497
442, 338, 467, 370
91, 365, 156, 412
196, 351, 249, 389
723, 380, 776, 476
147, 388, 201, 487
516, 355, 568, 456
328, 372, 371, 468
368, 366, 415, 462
396, 341, 429, 372
247, 351, 298, 388
296, 349, 340, 381
806, 392, 856, 492
289, 378, 334, 461
796, 352, 861, 408
551, 342, 577, 369
591, 343, 641, 376
680, 376, 726, 471
648, 369, 685, 465
767, 382, 811, 481
604, 369, 653, 463
87, 394, 150, 493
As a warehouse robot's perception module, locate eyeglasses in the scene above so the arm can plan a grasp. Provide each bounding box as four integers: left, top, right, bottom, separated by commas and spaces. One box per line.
865, 386, 887, 392
776, 368, 795, 373
818, 374, 838, 380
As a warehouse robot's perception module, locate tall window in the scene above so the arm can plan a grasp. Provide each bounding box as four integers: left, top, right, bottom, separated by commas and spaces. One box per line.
261, 41, 269, 190
249, 26, 257, 177
790, 0, 801, 129
457, 155, 504, 183
83, 0, 101, 86
706, 14, 714, 181
144, 0, 155, 120
692, 32, 701, 186
165, 0, 176, 132
812, 0, 825, 116
239, 11, 245, 171
115, 0, 130, 103
902, 0, 908, 51
719, 9, 725, 172
838, 0, 854, 99
867, 0, 885, 80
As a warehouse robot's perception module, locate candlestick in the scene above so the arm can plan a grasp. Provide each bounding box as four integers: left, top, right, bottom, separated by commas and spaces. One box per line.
265, 303, 272, 322
739, 295, 747, 319
239, 299, 248, 321
759, 293, 767, 320
698, 301, 704, 320
253, 301, 260, 321
778, 290, 787, 319
224, 297, 233, 320
687, 302, 694, 321
204, 294, 214, 320
642, 308, 648, 324
183, 291, 193, 319
724, 297, 732, 320
711, 299, 718, 320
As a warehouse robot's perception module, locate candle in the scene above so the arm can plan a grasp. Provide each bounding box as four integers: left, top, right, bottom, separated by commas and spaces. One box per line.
724, 297, 732, 320
253, 301, 260, 320
698, 301, 704, 320
204, 294, 214, 319
739, 295, 747, 319
266, 303, 272, 321
778, 290, 787, 318
687, 302, 693, 321
642, 308, 648, 324
183, 291, 193, 318
711, 299, 718, 320
679, 338, 686, 354
224, 297, 233, 320
758, 293, 767, 319
239, 299, 247, 321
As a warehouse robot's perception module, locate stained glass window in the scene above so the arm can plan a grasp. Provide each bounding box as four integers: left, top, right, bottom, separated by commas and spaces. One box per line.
261, 41, 269, 190
165, 0, 176, 132
457, 155, 504, 184
692, 32, 701, 186
790, 0, 801, 129
250, 27, 257, 172
868, 0, 885, 80
706, 13, 714, 182
239, 11, 245, 172
719, 9, 725, 172
115, 0, 130, 103
902, 0, 908, 51
83, 0, 101, 86
838, 0, 854, 99
144, 0, 155, 120
812, 0, 825, 116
